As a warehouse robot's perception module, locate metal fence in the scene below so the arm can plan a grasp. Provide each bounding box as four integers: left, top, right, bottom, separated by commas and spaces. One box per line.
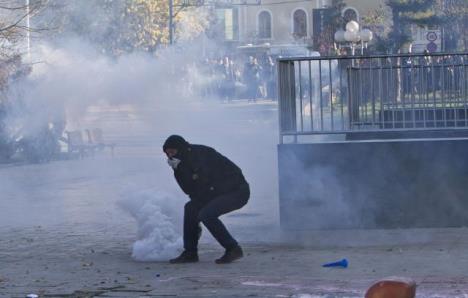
277, 52, 468, 142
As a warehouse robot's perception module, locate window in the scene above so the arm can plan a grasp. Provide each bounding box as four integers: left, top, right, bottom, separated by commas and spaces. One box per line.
343, 8, 358, 23
217, 8, 239, 41
258, 11, 272, 39
293, 9, 307, 38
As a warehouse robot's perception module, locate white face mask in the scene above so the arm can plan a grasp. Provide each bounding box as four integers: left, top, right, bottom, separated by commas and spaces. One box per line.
167, 157, 181, 170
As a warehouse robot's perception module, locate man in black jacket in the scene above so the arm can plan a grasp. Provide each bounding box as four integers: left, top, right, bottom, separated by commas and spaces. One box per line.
163, 135, 250, 264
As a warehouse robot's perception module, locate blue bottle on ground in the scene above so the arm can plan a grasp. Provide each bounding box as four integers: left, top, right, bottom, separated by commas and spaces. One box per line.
322, 258, 348, 268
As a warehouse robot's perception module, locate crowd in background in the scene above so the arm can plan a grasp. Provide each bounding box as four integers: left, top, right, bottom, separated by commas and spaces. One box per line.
401, 53, 465, 96
197, 54, 278, 101
338, 52, 466, 107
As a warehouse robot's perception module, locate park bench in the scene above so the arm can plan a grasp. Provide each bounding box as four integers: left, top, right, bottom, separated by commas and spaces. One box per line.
85, 128, 115, 157
65, 130, 96, 158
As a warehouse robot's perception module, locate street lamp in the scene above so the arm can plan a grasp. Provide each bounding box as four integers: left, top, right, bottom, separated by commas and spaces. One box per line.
169, 0, 174, 45
360, 28, 374, 52
334, 21, 373, 56
26, 0, 31, 61
346, 20, 359, 33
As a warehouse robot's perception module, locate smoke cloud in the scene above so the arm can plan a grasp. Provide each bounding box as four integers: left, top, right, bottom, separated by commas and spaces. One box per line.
118, 187, 183, 261
0, 1, 281, 261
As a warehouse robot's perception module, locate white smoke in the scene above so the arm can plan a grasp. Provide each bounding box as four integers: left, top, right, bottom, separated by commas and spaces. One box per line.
5, 39, 205, 135
118, 187, 183, 261
0, 2, 279, 259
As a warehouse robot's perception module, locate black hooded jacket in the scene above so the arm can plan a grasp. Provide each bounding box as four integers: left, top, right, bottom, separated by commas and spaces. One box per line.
164, 136, 247, 204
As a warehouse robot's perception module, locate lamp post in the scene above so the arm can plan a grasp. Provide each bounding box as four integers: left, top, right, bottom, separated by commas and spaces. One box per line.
26, 0, 31, 61
334, 21, 373, 56
169, 0, 174, 45
360, 28, 373, 54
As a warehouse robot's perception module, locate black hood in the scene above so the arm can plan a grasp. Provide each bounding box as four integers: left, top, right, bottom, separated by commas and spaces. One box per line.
163, 135, 189, 153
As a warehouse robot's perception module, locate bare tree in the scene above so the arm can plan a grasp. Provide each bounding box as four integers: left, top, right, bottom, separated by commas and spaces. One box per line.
0, 0, 46, 57
0, 0, 48, 95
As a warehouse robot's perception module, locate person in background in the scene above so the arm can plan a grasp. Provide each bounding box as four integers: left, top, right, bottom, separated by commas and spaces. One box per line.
262, 55, 276, 100
243, 56, 261, 102
221, 56, 236, 101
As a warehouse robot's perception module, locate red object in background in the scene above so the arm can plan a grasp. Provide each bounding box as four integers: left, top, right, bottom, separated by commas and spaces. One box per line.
365, 277, 416, 298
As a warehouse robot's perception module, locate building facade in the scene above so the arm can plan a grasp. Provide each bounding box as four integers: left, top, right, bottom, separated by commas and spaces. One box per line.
234, 0, 385, 55
213, 0, 456, 55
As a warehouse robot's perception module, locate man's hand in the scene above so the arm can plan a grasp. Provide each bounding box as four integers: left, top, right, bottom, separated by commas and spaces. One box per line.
167, 157, 181, 170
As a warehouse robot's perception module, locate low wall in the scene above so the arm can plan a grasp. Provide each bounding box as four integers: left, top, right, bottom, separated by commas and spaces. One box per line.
278, 138, 468, 229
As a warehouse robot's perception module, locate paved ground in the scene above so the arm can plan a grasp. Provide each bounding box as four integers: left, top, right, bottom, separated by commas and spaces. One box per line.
1, 102, 468, 297
2, 225, 468, 297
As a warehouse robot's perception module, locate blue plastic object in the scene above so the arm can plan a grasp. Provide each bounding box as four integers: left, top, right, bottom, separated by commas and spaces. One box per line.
322, 258, 348, 268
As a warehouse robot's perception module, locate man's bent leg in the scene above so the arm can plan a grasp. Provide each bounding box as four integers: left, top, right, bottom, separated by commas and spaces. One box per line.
170, 201, 201, 264
183, 201, 201, 252
198, 185, 249, 250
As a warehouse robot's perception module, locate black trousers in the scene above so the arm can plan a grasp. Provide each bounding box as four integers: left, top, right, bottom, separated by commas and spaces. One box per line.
184, 183, 249, 251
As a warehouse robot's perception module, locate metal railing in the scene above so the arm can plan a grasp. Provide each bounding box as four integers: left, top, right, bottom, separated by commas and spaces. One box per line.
277, 52, 468, 142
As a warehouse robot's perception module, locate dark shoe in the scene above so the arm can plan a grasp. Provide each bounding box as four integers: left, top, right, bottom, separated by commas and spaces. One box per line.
169, 250, 199, 264
215, 245, 243, 264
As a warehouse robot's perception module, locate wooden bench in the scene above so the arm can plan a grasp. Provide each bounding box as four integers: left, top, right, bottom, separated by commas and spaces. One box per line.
85, 128, 115, 157
65, 130, 96, 158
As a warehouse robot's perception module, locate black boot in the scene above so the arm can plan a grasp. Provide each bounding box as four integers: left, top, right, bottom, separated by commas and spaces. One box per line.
169, 250, 199, 264
215, 245, 243, 264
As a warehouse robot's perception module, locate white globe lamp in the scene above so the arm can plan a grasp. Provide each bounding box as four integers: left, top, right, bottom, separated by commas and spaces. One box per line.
344, 30, 358, 42
346, 21, 360, 33
334, 30, 346, 43
360, 28, 373, 42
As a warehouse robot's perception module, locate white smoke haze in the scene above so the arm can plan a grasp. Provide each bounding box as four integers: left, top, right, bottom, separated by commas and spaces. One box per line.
0, 0, 283, 262
118, 187, 183, 261
2, 1, 451, 266
2, 43, 278, 257
5, 38, 209, 136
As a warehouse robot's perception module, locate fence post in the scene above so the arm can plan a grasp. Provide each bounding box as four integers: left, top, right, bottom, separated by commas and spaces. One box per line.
278, 60, 297, 141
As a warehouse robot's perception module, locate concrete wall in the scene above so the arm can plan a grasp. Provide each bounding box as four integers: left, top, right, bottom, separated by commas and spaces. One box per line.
278, 138, 468, 230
